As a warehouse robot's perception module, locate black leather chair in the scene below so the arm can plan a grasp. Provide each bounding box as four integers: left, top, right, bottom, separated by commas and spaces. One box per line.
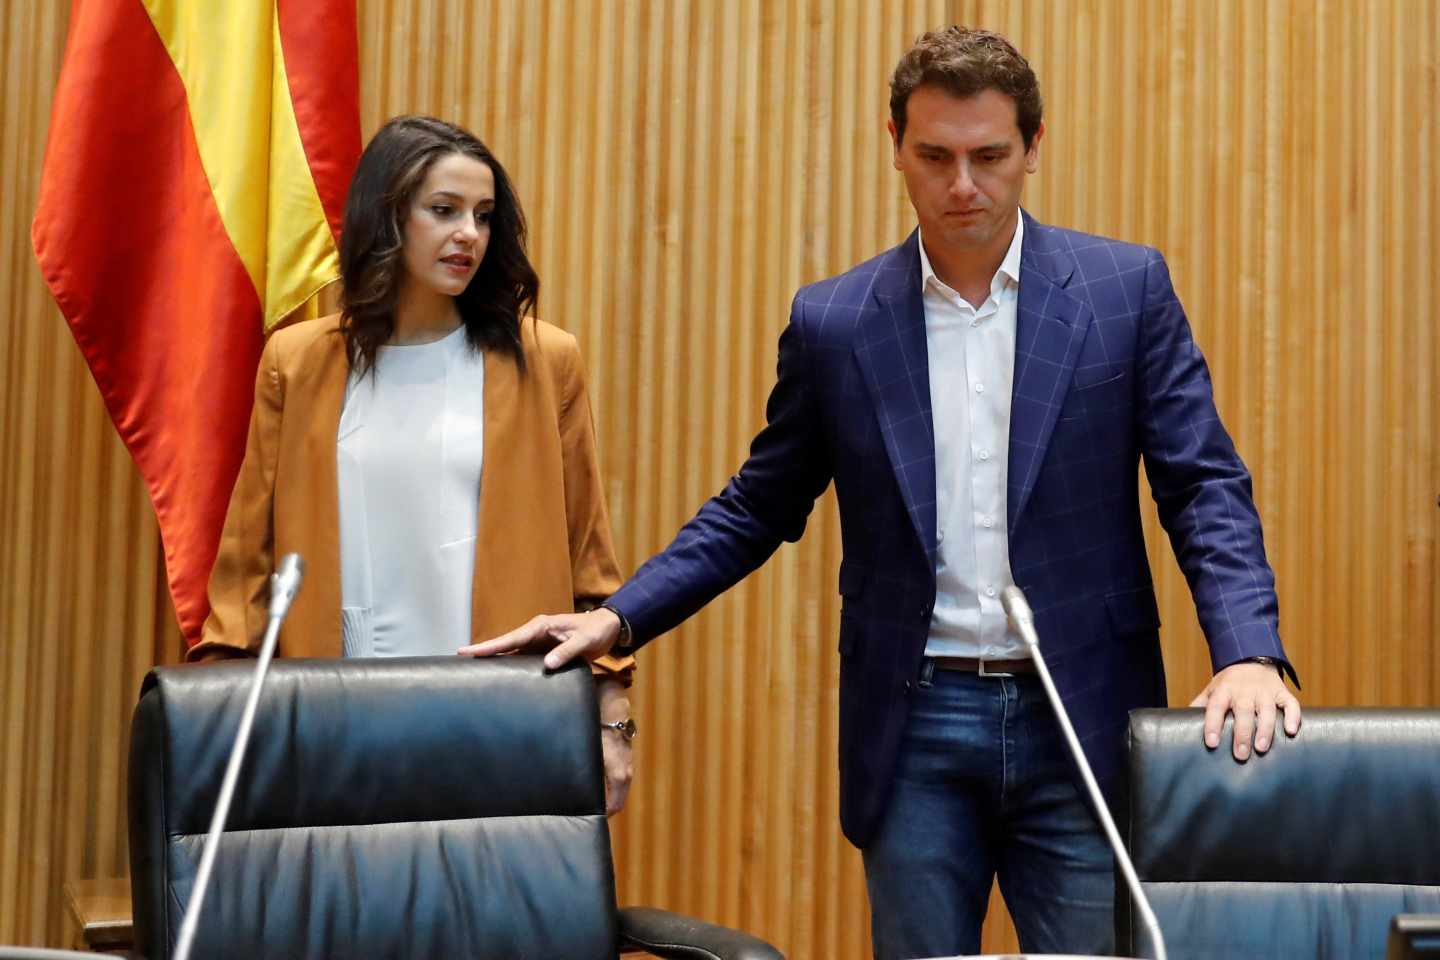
1122, 708, 1440, 960
128, 656, 783, 959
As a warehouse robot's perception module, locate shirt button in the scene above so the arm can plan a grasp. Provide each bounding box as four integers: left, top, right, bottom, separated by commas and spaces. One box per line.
982, 516, 994, 528
985, 586, 997, 598
974, 383, 985, 394
978, 450, 990, 461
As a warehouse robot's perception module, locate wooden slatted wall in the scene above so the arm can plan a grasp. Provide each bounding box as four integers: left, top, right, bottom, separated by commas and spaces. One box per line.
2, 1, 1436, 953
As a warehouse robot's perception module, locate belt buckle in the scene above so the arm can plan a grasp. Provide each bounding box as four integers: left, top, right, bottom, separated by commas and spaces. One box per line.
977, 657, 1014, 678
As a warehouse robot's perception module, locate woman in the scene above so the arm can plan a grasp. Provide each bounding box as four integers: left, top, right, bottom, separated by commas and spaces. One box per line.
192, 115, 635, 813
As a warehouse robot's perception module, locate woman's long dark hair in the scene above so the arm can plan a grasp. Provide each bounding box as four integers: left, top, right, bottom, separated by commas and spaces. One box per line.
338, 115, 538, 375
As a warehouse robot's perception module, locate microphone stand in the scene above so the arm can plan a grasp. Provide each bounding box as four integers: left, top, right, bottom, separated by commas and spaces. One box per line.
1002, 586, 1168, 960
172, 555, 304, 960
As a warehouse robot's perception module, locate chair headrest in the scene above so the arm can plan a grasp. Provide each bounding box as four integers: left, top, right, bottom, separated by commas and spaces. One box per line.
131, 655, 604, 834
1128, 707, 1440, 884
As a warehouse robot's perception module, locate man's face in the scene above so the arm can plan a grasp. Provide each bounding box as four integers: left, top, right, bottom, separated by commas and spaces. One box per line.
889, 85, 1042, 255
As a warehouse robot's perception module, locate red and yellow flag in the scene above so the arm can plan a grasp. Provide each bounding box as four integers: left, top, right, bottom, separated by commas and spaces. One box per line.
32, 0, 360, 644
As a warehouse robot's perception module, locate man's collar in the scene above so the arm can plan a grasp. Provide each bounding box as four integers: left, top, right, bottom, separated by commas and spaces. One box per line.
917, 211, 1025, 294
998, 212, 1024, 284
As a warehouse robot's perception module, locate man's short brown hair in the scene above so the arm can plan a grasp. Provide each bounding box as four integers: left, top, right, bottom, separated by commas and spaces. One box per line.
889, 27, 1043, 148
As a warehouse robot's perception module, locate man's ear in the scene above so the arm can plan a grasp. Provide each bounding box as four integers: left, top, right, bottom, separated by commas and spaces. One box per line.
887, 118, 902, 170
1025, 120, 1045, 174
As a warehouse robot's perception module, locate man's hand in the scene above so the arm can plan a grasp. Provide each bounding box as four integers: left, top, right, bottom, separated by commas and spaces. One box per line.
458, 608, 623, 670
1189, 660, 1301, 761
597, 678, 633, 816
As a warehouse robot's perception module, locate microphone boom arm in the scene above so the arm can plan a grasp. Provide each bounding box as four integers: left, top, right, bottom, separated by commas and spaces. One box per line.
1001, 586, 1168, 960
172, 554, 304, 960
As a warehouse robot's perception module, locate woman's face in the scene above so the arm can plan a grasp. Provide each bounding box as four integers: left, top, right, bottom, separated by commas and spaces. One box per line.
400, 152, 495, 297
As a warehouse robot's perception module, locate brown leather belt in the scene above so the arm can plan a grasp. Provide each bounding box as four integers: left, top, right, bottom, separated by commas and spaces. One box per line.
930, 656, 1037, 676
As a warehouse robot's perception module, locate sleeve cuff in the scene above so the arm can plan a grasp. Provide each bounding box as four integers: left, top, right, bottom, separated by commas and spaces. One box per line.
184, 641, 255, 664
590, 652, 636, 688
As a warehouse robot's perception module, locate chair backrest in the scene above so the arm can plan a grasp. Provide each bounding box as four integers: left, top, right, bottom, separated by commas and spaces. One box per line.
1124, 708, 1440, 960
128, 656, 617, 960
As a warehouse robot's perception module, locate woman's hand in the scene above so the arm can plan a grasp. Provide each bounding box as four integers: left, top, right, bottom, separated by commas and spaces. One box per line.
597, 678, 634, 816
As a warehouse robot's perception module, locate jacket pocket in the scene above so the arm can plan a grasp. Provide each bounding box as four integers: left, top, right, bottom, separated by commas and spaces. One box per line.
1058, 370, 1129, 424
1073, 369, 1127, 392
837, 562, 868, 656
838, 561, 868, 599
1104, 586, 1162, 636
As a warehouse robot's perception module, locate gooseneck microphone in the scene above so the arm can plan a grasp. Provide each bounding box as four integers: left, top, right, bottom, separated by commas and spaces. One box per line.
172, 554, 305, 960
1001, 585, 1168, 960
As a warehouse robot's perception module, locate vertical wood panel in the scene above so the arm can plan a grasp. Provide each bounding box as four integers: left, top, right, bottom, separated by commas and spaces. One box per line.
1, 1, 1435, 954
0, 0, 183, 946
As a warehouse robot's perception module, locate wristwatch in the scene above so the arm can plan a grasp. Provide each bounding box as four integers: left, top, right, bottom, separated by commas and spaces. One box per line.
602, 717, 638, 741
598, 601, 634, 651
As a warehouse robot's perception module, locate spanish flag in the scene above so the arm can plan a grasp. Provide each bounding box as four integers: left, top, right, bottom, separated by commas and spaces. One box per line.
31, 0, 360, 644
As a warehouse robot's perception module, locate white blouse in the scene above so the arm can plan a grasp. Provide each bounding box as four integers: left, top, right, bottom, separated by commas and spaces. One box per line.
336, 324, 485, 657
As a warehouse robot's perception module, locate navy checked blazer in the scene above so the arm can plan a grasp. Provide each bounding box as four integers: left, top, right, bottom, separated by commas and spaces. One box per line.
608, 211, 1294, 848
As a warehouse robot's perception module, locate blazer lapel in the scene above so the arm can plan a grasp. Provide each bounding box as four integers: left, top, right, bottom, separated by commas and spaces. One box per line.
1007, 215, 1093, 535
471, 340, 546, 639
472, 344, 517, 639
855, 232, 937, 567
469, 327, 578, 640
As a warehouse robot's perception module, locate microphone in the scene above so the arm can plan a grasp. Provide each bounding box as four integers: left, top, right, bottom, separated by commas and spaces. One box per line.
268, 552, 304, 619
1002, 585, 1168, 960
172, 554, 306, 960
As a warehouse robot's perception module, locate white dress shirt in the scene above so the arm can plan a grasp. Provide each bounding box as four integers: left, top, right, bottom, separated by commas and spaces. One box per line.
335, 324, 485, 657
921, 216, 1026, 659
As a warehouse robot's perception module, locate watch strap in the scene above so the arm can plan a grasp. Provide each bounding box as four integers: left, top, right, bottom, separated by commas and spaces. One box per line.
599, 601, 634, 651
1242, 655, 1284, 678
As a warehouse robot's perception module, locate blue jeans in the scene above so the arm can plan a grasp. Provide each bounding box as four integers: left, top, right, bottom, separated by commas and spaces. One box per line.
861, 663, 1115, 959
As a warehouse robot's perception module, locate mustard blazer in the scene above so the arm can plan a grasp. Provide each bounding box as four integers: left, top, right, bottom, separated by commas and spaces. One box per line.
190, 314, 633, 679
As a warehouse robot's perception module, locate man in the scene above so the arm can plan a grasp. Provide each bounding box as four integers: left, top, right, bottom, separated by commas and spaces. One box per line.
466, 26, 1300, 959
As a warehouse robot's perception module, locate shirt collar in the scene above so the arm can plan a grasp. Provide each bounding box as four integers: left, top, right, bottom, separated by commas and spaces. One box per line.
918, 212, 1025, 297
